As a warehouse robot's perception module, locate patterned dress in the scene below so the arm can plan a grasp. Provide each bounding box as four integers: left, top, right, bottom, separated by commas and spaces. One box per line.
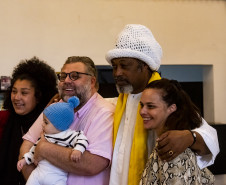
140, 147, 214, 185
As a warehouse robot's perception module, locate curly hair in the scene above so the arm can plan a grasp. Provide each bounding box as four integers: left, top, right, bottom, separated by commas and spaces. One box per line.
145, 78, 202, 132
3, 56, 58, 112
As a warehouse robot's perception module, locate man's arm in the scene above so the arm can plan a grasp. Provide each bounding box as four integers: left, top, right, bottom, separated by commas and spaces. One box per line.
156, 130, 209, 161
33, 133, 109, 175
19, 140, 36, 180
156, 118, 219, 166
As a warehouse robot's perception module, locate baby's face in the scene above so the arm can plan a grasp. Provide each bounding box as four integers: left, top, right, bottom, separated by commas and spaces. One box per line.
43, 115, 61, 134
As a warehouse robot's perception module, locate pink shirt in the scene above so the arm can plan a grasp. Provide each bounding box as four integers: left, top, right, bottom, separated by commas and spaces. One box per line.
23, 93, 115, 185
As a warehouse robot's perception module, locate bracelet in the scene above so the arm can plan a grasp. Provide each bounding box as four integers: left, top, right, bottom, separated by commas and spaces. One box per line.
188, 130, 196, 148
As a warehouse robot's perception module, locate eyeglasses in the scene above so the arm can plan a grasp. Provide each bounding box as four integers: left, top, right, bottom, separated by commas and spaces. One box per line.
57, 71, 92, 82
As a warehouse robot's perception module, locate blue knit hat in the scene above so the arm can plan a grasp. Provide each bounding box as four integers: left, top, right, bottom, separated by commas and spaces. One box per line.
43, 96, 80, 131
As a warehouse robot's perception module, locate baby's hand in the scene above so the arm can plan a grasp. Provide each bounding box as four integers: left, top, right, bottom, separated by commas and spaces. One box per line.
17, 158, 26, 172
70, 150, 82, 162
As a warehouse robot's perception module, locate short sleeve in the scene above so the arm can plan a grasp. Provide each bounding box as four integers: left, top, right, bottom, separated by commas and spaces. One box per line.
193, 118, 220, 169
22, 113, 43, 144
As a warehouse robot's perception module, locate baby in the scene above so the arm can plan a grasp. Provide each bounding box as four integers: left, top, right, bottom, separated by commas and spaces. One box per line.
17, 96, 88, 185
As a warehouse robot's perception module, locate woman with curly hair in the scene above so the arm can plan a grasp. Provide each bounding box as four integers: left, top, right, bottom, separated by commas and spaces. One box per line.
0, 56, 58, 185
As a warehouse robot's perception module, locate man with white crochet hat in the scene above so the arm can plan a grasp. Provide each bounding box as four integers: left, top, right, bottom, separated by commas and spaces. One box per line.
105, 24, 219, 185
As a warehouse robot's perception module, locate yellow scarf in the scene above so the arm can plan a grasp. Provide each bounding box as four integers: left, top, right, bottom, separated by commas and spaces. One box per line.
113, 72, 161, 185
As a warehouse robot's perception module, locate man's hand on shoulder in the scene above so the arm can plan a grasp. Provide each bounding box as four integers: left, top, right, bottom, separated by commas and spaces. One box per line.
156, 130, 193, 161
46, 93, 60, 107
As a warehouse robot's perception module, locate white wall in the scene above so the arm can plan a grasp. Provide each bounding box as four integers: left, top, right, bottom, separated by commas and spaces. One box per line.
0, 0, 225, 123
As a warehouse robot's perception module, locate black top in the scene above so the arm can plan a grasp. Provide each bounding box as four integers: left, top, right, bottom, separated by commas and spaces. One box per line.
0, 107, 42, 185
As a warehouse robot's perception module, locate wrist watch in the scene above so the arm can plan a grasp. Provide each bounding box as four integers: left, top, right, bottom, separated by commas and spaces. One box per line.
189, 130, 197, 147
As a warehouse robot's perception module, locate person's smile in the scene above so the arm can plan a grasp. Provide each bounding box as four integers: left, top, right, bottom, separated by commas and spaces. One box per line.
13, 102, 25, 109
62, 84, 76, 95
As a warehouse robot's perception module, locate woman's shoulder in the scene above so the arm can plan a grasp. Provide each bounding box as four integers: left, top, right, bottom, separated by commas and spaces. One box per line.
0, 110, 10, 139
0, 110, 10, 124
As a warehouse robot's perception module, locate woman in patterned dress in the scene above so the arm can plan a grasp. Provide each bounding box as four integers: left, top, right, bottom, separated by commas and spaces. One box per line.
139, 78, 214, 185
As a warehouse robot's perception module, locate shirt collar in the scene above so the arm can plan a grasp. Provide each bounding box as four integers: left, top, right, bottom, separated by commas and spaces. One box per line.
75, 92, 98, 118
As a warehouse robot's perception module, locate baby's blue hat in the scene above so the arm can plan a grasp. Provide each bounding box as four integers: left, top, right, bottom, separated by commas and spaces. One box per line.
43, 96, 80, 131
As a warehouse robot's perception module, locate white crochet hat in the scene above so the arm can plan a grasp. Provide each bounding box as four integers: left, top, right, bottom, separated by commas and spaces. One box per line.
106, 24, 162, 71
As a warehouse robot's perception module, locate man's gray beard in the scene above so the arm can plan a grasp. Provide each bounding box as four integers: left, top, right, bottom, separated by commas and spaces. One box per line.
116, 84, 133, 94
59, 81, 92, 105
